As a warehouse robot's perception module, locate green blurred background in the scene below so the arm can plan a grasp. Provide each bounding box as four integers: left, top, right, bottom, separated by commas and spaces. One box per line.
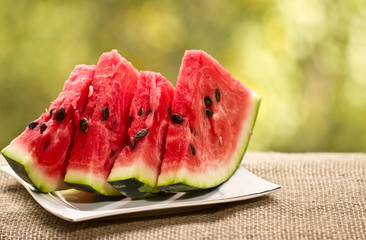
0, 0, 365, 152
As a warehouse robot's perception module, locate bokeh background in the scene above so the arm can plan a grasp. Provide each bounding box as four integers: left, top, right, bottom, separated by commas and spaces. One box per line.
0, 0, 365, 152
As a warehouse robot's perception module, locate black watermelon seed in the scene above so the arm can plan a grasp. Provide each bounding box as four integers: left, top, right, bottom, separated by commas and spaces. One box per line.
55, 108, 66, 121
134, 128, 148, 140
139, 108, 144, 116
171, 114, 184, 124
40, 123, 47, 134
148, 109, 152, 115
102, 107, 109, 121
79, 118, 89, 132
189, 144, 196, 156
204, 96, 213, 107
49, 108, 54, 117
130, 117, 133, 122
206, 109, 213, 118
215, 88, 221, 102
28, 122, 39, 130
131, 140, 136, 150
168, 106, 172, 118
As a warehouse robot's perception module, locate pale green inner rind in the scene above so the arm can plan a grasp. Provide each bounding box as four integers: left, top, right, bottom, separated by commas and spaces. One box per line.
108, 158, 158, 188
65, 169, 121, 196
1, 143, 30, 165
1, 143, 68, 192
157, 91, 261, 189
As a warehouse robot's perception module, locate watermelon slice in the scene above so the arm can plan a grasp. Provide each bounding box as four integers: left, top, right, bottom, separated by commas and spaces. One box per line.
64, 50, 139, 196
1, 65, 95, 192
157, 50, 260, 191
108, 71, 174, 198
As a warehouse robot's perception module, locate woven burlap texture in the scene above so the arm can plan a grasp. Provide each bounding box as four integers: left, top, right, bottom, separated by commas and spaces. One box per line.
0, 153, 365, 239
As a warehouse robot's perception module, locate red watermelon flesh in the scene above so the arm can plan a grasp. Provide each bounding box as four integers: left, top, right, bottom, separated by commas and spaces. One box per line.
157, 50, 261, 191
64, 50, 139, 196
1, 65, 95, 192
108, 71, 174, 198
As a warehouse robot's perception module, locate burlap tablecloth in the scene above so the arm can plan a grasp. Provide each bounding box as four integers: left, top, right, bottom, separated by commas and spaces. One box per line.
0, 153, 365, 239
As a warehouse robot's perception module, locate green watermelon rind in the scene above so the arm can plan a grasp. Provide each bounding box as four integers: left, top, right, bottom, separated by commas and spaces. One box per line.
108, 178, 168, 199
64, 170, 122, 196
157, 90, 261, 192
107, 160, 163, 198
1, 143, 69, 192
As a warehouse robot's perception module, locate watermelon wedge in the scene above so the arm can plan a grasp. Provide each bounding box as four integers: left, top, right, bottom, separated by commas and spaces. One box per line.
1, 65, 95, 192
108, 71, 174, 198
64, 50, 139, 196
1, 49, 260, 197
157, 50, 260, 191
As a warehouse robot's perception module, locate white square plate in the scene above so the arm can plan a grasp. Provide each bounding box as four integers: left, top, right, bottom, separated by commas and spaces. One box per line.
0, 164, 280, 222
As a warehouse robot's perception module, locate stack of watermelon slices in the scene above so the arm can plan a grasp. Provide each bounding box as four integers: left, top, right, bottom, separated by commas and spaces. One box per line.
108, 71, 174, 198
1, 49, 260, 198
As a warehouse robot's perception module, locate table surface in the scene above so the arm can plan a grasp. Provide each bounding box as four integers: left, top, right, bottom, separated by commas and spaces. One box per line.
0, 153, 365, 239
